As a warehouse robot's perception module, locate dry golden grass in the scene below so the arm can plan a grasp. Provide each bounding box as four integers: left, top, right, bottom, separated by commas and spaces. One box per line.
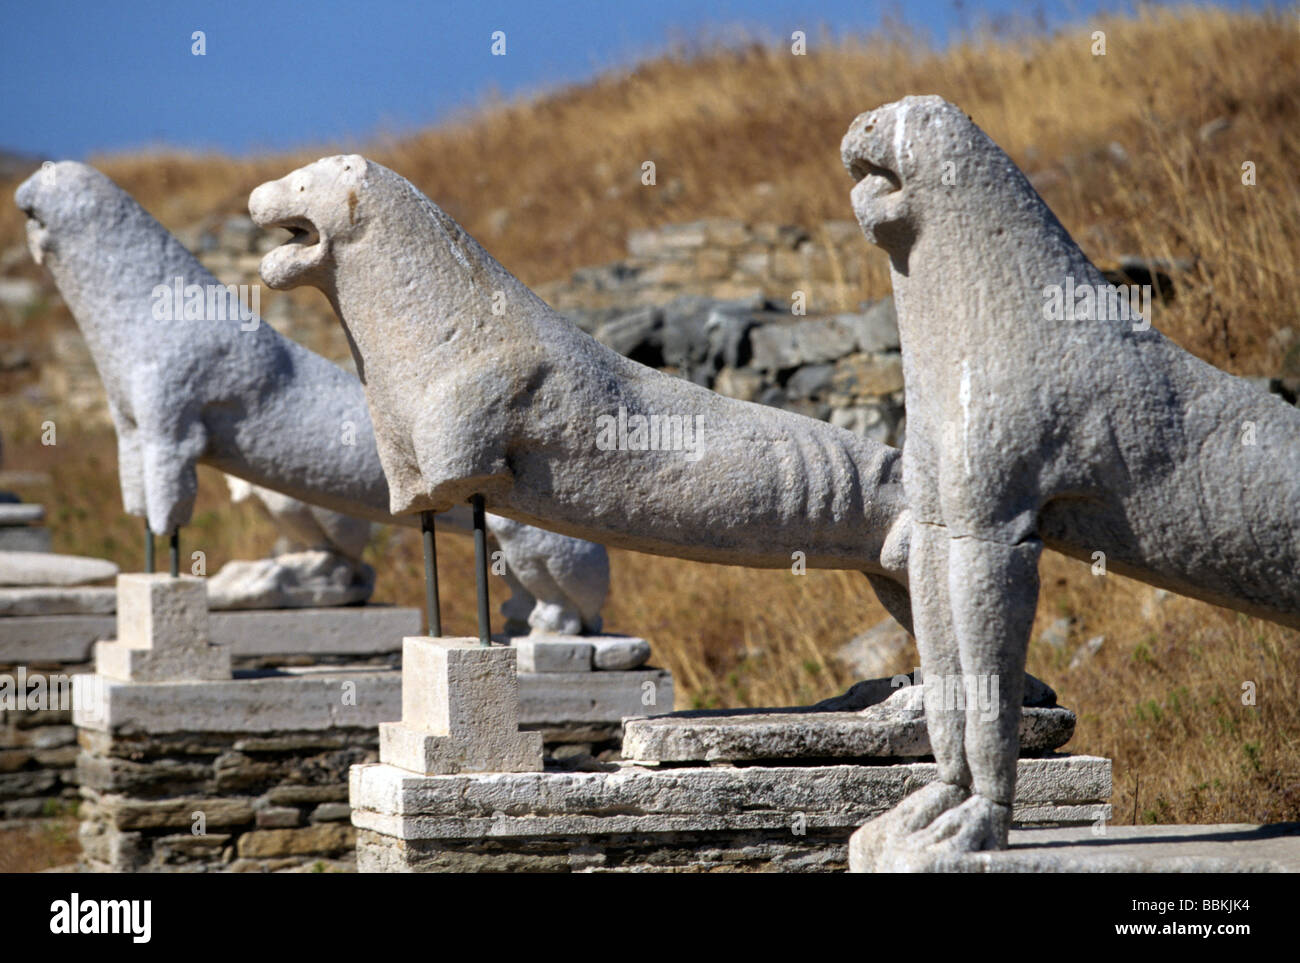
0, 6, 1296, 832
0, 817, 80, 872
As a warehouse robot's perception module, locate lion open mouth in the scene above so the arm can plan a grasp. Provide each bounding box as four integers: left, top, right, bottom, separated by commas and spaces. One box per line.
18, 204, 49, 266
847, 156, 902, 201
250, 204, 326, 289
270, 216, 320, 250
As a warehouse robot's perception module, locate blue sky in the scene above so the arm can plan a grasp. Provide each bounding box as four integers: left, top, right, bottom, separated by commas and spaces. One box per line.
0, 0, 1258, 158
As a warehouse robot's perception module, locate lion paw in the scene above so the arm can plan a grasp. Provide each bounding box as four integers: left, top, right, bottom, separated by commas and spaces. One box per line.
848, 781, 969, 872
903, 794, 1011, 857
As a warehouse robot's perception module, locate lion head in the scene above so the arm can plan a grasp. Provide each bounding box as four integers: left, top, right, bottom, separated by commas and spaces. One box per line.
248, 154, 370, 289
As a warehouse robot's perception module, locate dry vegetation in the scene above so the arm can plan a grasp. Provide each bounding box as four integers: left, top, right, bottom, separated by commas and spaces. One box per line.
0, 5, 1296, 844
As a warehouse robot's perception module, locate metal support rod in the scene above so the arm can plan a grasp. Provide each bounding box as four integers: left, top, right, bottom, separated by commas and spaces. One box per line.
144, 519, 155, 574
420, 511, 441, 637
169, 528, 180, 578
471, 494, 490, 647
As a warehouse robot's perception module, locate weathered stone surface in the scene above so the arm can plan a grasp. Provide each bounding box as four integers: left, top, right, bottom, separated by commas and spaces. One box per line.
0, 616, 113, 660
95, 575, 231, 683
831, 353, 904, 399
0, 550, 116, 587
850, 297, 900, 353
713, 366, 763, 402
255, 806, 301, 828
207, 550, 375, 610
786, 363, 835, 400
72, 664, 670, 738
236, 823, 354, 859
590, 635, 651, 670
829, 404, 897, 445
516, 669, 672, 724
850, 822, 1300, 873
207, 606, 418, 657
621, 686, 1074, 763
0, 606, 415, 664
0, 527, 53, 553
511, 636, 592, 673
357, 826, 854, 873
101, 794, 253, 830
16, 161, 610, 636
266, 784, 349, 805
379, 637, 542, 775
310, 802, 351, 823
0, 586, 116, 616
0, 504, 44, 525
840, 93, 1300, 859
0, 768, 57, 800
74, 667, 398, 735
351, 755, 1110, 872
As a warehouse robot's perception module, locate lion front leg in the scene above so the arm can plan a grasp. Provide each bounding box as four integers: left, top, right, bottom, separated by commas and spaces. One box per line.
849, 517, 972, 871
905, 532, 1041, 858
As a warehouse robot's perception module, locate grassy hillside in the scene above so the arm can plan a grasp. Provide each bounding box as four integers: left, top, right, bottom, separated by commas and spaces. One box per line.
0, 5, 1297, 833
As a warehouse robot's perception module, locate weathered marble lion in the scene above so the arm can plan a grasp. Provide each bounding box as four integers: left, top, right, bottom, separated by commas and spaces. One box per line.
248, 156, 915, 605
841, 94, 1300, 867
15, 161, 608, 634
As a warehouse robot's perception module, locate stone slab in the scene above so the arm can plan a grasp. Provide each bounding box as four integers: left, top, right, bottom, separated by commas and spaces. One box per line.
0, 586, 117, 617
351, 754, 1110, 845
623, 695, 1074, 762
850, 822, 1300, 873
511, 637, 593, 673
74, 666, 400, 734
0, 606, 418, 663
70, 666, 669, 737
591, 636, 651, 670
0, 528, 52, 553
0, 550, 116, 587
0, 614, 115, 662
0, 504, 45, 525
517, 669, 672, 725
207, 607, 418, 657
505, 634, 652, 672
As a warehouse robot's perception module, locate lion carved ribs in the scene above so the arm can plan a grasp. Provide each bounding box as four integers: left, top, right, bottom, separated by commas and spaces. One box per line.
14, 161, 609, 635
248, 155, 914, 597
840, 95, 1300, 867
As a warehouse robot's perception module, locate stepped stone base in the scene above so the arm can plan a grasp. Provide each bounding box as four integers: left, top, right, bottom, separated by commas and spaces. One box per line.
849, 822, 1300, 873
350, 754, 1110, 873
67, 662, 674, 868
